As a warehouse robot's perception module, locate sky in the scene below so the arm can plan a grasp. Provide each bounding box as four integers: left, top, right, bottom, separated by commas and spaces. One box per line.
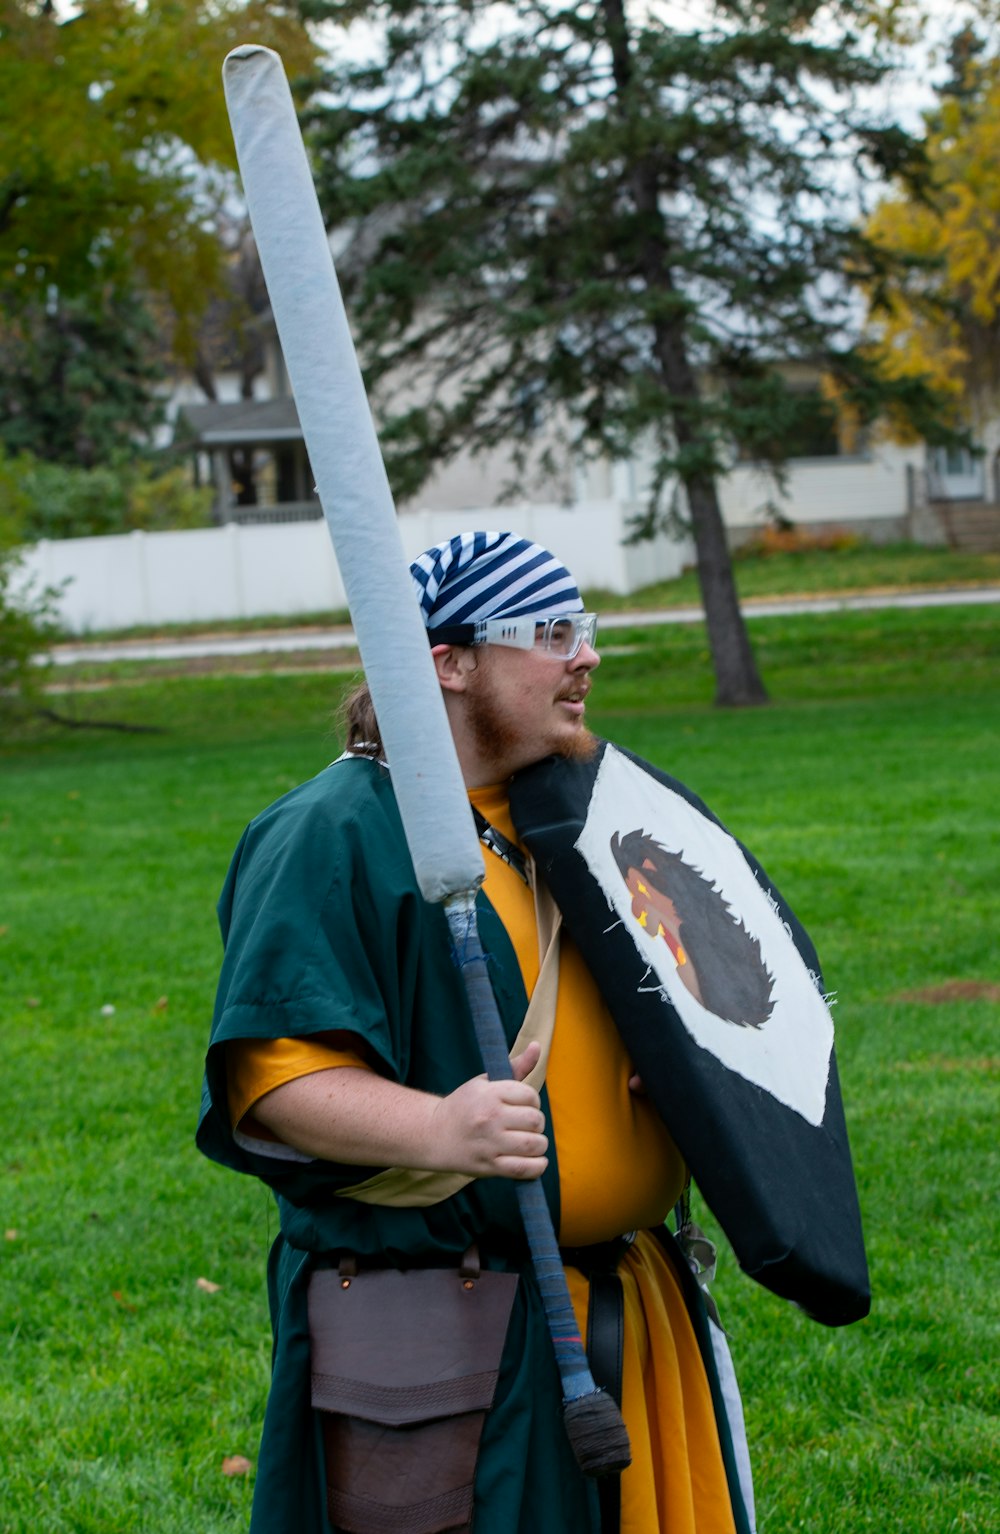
53, 0, 988, 130
627, 0, 989, 130
322, 0, 988, 130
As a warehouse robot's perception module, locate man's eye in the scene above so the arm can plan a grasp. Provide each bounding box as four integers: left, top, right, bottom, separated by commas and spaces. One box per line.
549, 621, 572, 651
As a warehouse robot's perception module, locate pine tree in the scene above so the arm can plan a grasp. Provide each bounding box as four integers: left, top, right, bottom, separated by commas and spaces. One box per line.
306, 0, 948, 705
0, 289, 165, 468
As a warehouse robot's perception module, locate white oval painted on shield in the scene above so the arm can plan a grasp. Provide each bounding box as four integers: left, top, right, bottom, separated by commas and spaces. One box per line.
574, 746, 834, 1126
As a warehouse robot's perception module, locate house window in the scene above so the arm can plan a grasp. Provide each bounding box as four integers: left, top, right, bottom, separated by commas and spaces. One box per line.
929, 445, 984, 501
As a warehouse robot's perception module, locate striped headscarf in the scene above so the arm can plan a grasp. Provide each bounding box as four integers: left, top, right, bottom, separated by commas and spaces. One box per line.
411, 531, 583, 633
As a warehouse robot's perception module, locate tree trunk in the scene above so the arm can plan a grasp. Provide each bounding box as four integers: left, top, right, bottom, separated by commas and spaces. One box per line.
644, 280, 768, 703
648, 303, 769, 704
232, 365, 259, 505
684, 474, 768, 706
603, 0, 768, 706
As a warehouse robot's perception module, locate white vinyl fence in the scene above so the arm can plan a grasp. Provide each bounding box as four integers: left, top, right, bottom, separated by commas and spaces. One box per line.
15, 502, 693, 635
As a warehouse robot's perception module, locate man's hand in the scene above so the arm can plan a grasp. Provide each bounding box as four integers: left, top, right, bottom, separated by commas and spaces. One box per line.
250, 1040, 548, 1180
429, 1041, 548, 1181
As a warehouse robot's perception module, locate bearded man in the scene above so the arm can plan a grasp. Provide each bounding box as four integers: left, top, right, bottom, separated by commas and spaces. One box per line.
197, 531, 752, 1534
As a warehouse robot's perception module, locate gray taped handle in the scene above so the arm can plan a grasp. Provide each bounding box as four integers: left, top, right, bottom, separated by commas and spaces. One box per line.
223, 45, 482, 904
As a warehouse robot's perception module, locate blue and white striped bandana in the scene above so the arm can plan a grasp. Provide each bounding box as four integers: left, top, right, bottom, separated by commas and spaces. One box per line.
410, 531, 583, 631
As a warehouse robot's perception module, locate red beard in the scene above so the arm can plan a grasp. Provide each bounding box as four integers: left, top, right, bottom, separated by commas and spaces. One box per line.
465, 683, 598, 772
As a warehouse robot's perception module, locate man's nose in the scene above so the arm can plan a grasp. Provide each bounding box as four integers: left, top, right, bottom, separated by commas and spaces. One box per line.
573, 641, 600, 671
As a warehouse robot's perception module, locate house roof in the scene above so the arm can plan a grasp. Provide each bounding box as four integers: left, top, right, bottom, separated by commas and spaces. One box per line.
175, 397, 302, 447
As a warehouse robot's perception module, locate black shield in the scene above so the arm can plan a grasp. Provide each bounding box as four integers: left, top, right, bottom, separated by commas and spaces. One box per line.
510, 742, 870, 1326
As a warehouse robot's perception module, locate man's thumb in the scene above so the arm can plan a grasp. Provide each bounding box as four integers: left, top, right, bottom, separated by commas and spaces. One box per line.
511, 1039, 542, 1081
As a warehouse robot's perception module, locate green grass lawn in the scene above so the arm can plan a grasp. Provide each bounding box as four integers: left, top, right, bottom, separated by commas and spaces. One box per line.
592, 538, 1000, 612
2, 601, 998, 1532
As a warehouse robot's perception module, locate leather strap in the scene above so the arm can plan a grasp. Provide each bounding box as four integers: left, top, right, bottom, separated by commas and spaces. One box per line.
472, 807, 530, 885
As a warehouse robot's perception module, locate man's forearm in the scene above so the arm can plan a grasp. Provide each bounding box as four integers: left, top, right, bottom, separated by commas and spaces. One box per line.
251, 1044, 548, 1181
253, 1067, 446, 1167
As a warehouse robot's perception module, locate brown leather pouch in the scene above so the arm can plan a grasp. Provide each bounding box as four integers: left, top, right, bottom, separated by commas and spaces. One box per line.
307, 1248, 518, 1534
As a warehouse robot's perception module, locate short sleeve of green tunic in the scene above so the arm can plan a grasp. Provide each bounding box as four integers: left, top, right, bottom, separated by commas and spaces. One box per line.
196, 753, 557, 1258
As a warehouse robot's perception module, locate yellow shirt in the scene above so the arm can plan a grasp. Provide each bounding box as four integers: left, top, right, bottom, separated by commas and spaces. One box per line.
468, 781, 685, 1244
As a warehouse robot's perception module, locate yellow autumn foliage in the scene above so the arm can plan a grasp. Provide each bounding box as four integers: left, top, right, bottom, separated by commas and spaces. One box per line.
865, 49, 1000, 411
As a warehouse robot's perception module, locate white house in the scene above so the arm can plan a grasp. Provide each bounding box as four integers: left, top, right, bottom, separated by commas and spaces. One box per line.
15, 314, 998, 635
168, 322, 998, 551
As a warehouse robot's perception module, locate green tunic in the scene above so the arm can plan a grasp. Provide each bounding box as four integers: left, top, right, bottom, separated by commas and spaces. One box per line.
197, 755, 600, 1533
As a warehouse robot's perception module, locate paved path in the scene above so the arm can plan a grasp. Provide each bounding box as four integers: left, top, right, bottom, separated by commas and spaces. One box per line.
48, 584, 1000, 667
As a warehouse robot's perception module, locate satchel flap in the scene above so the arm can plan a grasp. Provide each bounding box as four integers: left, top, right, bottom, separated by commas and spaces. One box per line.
308, 1266, 518, 1426
312, 1367, 500, 1424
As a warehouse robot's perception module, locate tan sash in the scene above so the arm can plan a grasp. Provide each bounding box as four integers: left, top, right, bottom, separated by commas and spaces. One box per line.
337, 873, 560, 1208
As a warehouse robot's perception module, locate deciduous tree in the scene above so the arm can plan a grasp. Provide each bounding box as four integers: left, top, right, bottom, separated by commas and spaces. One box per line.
183, 213, 272, 505
0, 0, 317, 466
865, 22, 1000, 426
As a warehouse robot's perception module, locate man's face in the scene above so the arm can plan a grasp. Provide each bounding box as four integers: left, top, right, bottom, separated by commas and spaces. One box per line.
463, 635, 600, 779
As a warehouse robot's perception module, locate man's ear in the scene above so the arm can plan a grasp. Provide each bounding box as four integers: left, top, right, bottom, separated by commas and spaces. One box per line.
431, 643, 476, 692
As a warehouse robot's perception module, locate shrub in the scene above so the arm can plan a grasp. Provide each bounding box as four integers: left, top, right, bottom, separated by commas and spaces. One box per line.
0, 449, 213, 541
0, 509, 62, 732
124, 465, 215, 531
735, 522, 865, 558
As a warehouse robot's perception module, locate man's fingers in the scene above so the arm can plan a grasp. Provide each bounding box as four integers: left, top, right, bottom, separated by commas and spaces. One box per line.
501, 1102, 546, 1134
495, 1153, 549, 1181
509, 1128, 548, 1157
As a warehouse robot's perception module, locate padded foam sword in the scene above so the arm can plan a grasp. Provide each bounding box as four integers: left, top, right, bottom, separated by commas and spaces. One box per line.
222, 44, 630, 1476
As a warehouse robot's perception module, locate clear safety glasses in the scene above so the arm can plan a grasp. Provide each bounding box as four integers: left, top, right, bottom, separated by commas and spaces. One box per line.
472, 612, 598, 660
